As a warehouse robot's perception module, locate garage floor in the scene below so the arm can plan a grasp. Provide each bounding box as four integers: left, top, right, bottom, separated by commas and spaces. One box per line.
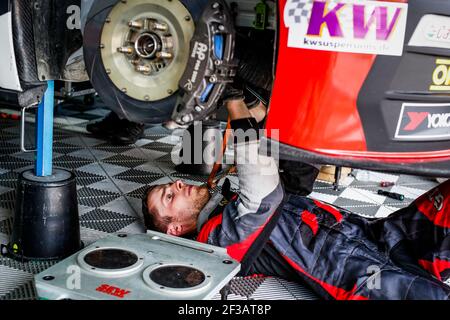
0, 101, 445, 300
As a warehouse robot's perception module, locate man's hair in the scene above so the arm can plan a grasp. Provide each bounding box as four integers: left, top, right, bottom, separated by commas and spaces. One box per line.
142, 184, 173, 232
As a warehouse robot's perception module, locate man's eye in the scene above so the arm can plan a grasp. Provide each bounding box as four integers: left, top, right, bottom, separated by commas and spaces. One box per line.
167, 193, 173, 201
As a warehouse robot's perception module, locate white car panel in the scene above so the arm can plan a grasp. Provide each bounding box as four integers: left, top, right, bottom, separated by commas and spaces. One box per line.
0, 12, 22, 92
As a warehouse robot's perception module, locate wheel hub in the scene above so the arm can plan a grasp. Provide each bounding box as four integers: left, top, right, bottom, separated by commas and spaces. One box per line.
122, 18, 173, 73
134, 32, 161, 59
100, 0, 195, 102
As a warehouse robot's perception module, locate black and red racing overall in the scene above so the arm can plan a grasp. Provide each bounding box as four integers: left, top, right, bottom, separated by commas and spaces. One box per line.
195, 118, 450, 300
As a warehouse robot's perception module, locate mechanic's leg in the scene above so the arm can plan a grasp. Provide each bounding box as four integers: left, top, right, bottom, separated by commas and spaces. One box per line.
86, 111, 144, 145
267, 194, 450, 300
370, 179, 450, 282
353, 258, 450, 300
278, 160, 320, 196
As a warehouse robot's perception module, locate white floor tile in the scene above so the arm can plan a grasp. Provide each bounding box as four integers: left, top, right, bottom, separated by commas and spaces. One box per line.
67, 149, 96, 160
121, 148, 158, 160
340, 187, 386, 205
0, 266, 33, 296
309, 192, 338, 204
390, 185, 427, 200
110, 178, 145, 194
353, 170, 399, 183
100, 197, 139, 217
80, 227, 109, 246
156, 135, 182, 146
134, 163, 166, 175
134, 139, 154, 147
374, 205, 398, 218
59, 136, 84, 146
78, 204, 95, 216
136, 148, 167, 161
65, 116, 89, 125
86, 179, 121, 194
69, 148, 114, 161
13, 165, 34, 173
61, 125, 89, 134
84, 109, 110, 117
97, 162, 129, 176
146, 176, 176, 186
77, 163, 107, 176
0, 208, 12, 218
79, 136, 106, 147
118, 221, 146, 234
0, 185, 13, 195
125, 196, 144, 218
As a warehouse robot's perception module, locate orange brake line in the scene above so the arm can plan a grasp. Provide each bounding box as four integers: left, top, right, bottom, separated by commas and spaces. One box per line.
207, 117, 235, 189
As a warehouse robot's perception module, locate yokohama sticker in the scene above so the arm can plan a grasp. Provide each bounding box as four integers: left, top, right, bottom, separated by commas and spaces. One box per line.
284, 0, 408, 56
395, 103, 450, 141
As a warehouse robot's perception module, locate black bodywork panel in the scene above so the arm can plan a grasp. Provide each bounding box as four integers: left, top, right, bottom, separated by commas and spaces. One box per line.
357, 0, 450, 153
11, 0, 41, 88
10, 0, 82, 89
33, 0, 83, 81
262, 137, 450, 178
0, 1, 9, 15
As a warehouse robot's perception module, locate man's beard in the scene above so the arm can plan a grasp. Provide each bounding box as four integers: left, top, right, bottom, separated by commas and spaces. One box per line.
194, 185, 211, 210
180, 186, 211, 237
190, 186, 211, 220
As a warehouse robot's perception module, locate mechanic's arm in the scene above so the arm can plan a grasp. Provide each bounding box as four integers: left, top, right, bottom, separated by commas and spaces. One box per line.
227, 100, 283, 218
197, 100, 284, 264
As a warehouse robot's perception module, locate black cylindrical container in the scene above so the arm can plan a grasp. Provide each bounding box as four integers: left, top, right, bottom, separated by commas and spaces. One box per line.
8, 169, 81, 261
176, 120, 224, 176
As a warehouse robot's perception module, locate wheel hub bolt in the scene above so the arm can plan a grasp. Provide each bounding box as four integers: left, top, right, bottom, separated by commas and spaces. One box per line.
129, 20, 143, 29
151, 20, 169, 32
118, 47, 134, 54
156, 51, 173, 59
136, 65, 152, 73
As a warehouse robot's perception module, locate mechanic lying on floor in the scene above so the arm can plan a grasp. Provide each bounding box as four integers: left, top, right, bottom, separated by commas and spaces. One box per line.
142, 92, 450, 300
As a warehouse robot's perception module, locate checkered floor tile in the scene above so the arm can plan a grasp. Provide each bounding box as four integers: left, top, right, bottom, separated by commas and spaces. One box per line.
0, 102, 447, 300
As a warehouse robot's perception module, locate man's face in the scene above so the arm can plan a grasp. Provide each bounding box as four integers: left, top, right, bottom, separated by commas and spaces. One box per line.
146, 180, 210, 236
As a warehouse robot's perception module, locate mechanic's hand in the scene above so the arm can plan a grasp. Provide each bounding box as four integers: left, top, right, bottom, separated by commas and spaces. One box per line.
249, 102, 267, 123
225, 100, 252, 121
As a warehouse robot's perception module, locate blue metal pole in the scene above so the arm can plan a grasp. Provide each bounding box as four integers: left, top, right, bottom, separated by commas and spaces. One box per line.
35, 81, 55, 177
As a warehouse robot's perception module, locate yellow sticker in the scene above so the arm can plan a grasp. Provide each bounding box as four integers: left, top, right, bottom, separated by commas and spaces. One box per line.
430, 59, 450, 91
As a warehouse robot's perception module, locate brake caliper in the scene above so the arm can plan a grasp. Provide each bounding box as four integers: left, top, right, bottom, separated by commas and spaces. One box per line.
172, 0, 237, 125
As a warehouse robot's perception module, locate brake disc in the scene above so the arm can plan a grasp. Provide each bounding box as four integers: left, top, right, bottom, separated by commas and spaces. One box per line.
100, 0, 195, 102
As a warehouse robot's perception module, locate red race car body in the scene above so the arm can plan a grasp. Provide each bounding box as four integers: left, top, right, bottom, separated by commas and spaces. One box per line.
264, 0, 450, 177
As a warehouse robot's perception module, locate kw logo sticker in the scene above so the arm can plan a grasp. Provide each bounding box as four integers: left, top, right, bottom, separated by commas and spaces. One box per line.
284, 0, 408, 56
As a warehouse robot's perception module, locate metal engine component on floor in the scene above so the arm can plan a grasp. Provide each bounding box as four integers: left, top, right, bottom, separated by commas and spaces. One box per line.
34, 231, 240, 300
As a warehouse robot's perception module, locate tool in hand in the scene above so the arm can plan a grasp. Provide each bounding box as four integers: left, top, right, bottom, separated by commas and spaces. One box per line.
380, 181, 395, 187
378, 190, 405, 201
207, 118, 234, 189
